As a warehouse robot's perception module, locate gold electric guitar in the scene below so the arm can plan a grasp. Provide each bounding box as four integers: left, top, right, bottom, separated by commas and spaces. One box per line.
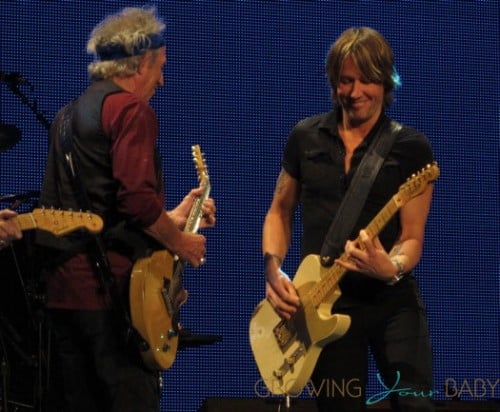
129, 145, 211, 370
11, 208, 103, 236
249, 162, 440, 396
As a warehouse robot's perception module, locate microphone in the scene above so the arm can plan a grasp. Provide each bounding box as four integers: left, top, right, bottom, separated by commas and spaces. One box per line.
0, 71, 31, 86
0, 190, 40, 204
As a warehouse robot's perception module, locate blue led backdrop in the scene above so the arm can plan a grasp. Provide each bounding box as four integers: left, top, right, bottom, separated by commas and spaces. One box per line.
1, 1, 498, 411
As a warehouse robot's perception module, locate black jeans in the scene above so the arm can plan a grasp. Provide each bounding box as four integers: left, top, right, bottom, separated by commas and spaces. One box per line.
311, 277, 435, 412
48, 309, 160, 412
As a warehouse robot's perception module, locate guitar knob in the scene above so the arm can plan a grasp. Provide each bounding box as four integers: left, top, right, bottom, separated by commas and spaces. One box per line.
167, 329, 177, 339
162, 344, 171, 352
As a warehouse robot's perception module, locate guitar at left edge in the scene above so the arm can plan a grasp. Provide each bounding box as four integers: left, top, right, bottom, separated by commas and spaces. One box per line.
13, 208, 103, 236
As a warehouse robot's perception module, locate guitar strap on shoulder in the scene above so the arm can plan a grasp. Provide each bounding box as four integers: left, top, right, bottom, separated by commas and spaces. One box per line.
320, 118, 402, 267
57, 102, 146, 348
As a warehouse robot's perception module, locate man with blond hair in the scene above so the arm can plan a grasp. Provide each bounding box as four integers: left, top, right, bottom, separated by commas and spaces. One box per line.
263, 27, 435, 411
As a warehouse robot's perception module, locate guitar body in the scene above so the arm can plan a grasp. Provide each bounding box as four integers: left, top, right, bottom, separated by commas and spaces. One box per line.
129, 144, 211, 371
249, 254, 351, 395
129, 250, 186, 370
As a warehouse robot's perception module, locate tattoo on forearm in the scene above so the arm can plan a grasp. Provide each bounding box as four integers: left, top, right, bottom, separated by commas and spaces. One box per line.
390, 243, 403, 257
389, 242, 407, 273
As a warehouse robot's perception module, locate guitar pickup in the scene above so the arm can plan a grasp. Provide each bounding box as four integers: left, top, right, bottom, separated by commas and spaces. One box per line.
273, 319, 298, 353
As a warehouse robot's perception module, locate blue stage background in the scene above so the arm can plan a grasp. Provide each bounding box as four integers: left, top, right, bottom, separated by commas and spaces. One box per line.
1, 1, 498, 411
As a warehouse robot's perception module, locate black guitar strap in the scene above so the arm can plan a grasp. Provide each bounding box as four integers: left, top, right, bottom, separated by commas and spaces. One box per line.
57, 101, 146, 348
320, 118, 402, 266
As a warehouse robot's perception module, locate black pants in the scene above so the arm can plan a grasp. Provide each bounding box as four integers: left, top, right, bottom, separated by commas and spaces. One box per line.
48, 309, 160, 412
311, 277, 435, 412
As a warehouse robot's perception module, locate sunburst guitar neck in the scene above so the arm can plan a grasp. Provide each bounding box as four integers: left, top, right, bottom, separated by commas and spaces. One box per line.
13, 208, 103, 235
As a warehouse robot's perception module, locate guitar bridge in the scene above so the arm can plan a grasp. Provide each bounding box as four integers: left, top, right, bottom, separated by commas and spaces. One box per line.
273, 344, 305, 379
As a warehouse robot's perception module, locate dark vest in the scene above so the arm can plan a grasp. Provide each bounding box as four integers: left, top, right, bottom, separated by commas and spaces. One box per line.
38, 80, 160, 259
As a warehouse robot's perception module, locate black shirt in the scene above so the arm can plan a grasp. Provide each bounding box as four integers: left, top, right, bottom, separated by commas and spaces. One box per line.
282, 110, 434, 302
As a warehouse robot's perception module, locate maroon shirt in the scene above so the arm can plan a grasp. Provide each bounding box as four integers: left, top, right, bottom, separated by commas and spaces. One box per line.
46, 92, 164, 310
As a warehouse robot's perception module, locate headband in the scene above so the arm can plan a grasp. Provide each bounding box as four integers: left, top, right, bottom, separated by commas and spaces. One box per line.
96, 33, 165, 61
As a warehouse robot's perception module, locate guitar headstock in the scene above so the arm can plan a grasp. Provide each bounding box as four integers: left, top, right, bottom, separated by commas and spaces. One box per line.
31, 208, 104, 235
192, 144, 210, 187
394, 162, 440, 206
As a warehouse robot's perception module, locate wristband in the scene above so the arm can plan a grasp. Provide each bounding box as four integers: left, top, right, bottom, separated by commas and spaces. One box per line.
264, 252, 283, 267
387, 258, 406, 286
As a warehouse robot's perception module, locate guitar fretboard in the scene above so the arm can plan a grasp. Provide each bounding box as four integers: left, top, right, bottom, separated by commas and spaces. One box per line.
14, 213, 38, 231
307, 195, 401, 307
185, 179, 211, 234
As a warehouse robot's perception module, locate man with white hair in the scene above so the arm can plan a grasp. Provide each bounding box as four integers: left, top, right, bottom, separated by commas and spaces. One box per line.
38, 7, 216, 411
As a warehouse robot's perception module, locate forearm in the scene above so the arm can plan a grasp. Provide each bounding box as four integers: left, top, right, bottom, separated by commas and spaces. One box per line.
387, 184, 432, 278
263, 211, 296, 285
165, 209, 185, 230
262, 212, 292, 262
388, 238, 423, 275
143, 212, 183, 253
262, 170, 299, 261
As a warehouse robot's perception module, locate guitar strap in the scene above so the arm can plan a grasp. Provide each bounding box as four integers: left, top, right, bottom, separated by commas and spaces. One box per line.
57, 101, 146, 348
320, 117, 402, 266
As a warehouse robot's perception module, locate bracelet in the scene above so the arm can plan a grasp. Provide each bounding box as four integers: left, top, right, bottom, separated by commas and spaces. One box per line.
264, 252, 283, 267
386, 257, 406, 286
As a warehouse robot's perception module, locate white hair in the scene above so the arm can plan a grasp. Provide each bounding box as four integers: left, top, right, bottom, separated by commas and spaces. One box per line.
86, 7, 165, 80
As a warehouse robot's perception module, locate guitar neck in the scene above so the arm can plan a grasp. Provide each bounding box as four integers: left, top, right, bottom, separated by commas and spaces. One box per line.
14, 213, 38, 231
184, 180, 211, 234
309, 194, 401, 306
11, 208, 104, 236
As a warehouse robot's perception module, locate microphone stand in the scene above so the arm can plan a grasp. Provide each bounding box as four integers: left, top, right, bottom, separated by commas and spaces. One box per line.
1, 75, 50, 412
0, 194, 42, 412
2, 81, 51, 131
0, 191, 41, 208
